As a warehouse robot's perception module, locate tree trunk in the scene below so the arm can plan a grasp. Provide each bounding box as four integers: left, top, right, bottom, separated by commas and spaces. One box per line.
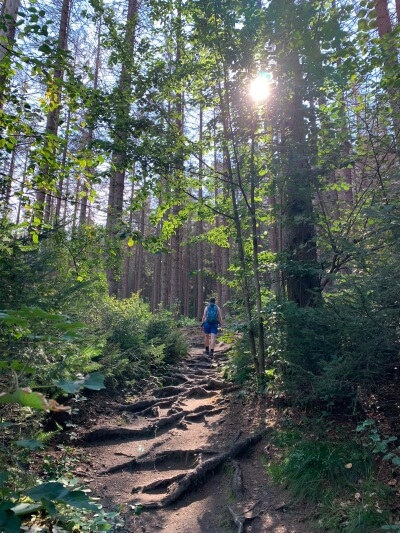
284, 54, 319, 307
35, 0, 70, 225
0, 0, 21, 105
250, 132, 265, 374
106, 0, 138, 297
373, 0, 400, 139
196, 105, 205, 320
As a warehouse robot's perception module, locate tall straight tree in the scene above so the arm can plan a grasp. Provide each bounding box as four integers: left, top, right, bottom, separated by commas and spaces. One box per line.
0, 0, 20, 105
35, 0, 71, 225
106, 0, 138, 297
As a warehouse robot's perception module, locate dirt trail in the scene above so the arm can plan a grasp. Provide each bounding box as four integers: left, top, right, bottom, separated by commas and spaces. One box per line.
77, 330, 313, 532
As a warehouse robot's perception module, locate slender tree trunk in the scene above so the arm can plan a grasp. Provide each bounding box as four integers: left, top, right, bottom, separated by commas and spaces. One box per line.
374, 0, 400, 139
169, 0, 184, 316
217, 71, 258, 370
106, 0, 138, 297
16, 146, 30, 225
36, 0, 70, 225
80, 18, 102, 227
0, 0, 20, 105
196, 105, 205, 320
250, 132, 265, 374
55, 106, 71, 222
121, 173, 135, 298
0, 147, 15, 218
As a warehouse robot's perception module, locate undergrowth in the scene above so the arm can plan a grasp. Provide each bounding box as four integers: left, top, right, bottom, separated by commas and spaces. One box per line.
266, 425, 397, 532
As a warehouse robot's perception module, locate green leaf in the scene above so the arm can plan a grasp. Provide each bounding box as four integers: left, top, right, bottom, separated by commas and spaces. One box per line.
54, 372, 105, 393
58, 489, 98, 510
25, 481, 70, 501
0, 361, 35, 374
0, 389, 48, 410
16, 439, 45, 450
25, 482, 98, 511
0, 511, 21, 533
11, 503, 42, 516
83, 372, 105, 390
0, 472, 8, 486
53, 378, 83, 394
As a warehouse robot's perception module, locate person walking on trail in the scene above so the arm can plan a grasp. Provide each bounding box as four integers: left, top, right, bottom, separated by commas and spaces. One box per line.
201, 297, 223, 357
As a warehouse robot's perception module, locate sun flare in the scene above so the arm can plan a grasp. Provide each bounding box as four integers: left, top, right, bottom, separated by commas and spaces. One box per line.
249, 75, 270, 101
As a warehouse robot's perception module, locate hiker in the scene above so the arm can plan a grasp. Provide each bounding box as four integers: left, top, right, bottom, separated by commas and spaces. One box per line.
201, 297, 223, 357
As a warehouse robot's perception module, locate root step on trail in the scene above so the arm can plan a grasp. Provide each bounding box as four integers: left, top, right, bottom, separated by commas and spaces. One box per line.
77, 330, 312, 533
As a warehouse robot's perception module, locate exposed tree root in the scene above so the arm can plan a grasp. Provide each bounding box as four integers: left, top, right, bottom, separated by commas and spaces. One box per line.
152, 385, 188, 398
228, 500, 263, 533
133, 473, 186, 494
207, 378, 237, 390
228, 506, 245, 533
222, 385, 242, 394
184, 386, 216, 398
161, 374, 192, 386
81, 404, 223, 443
118, 397, 175, 414
102, 447, 220, 476
231, 460, 244, 499
138, 428, 268, 509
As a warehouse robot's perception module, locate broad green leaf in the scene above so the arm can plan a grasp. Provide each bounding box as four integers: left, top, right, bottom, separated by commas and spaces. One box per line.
54, 372, 105, 393
0, 472, 8, 486
25, 482, 70, 501
11, 502, 42, 516
53, 378, 83, 394
16, 439, 45, 450
83, 372, 105, 390
25, 482, 98, 511
0, 508, 21, 533
0, 389, 70, 412
0, 389, 48, 410
57, 489, 98, 510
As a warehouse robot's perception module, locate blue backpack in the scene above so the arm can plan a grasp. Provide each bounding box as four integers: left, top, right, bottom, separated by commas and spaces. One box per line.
206, 304, 218, 324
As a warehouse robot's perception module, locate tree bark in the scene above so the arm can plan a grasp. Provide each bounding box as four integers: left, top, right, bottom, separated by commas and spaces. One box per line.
35, 0, 70, 225
373, 0, 400, 139
106, 0, 138, 297
0, 0, 21, 105
284, 53, 319, 307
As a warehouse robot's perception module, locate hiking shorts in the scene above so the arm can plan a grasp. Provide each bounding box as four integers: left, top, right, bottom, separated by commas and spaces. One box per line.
203, 321, 218, 335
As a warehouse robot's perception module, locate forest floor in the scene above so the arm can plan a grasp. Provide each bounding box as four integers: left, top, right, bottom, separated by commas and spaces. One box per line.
74, 327, 315, 533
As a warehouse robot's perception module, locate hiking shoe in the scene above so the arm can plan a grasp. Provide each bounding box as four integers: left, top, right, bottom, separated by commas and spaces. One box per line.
204, 348, 210, 355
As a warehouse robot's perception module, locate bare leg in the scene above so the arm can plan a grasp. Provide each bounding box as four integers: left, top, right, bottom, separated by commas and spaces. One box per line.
204, 333, 210, 352
210, 333, 217, 350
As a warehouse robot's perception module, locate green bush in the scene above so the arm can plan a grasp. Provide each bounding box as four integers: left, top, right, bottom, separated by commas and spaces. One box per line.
265, 275, 400, 407
163, 329, 188, 364
268, 438, 371, 504
223, 345, 254, 384
90, 297, 188, 387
